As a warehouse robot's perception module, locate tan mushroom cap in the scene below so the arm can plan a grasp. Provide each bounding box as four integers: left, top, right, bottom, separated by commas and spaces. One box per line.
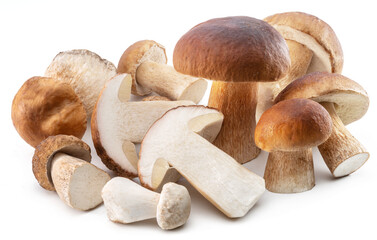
32, 135, 91, 191
45, 49, 117, 116
117, 40, 167, 96
12, 77, 87, 147
264, 12, 343, 73
173, 16, 290, 82
255, 98, 332, 152
275, 72, 369, 125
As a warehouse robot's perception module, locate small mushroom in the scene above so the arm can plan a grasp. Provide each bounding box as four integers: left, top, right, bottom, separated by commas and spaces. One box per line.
138, 105, 265, 218
255, 98, 332, 193
117, 40, 207, 103
12, 76, 87, 147
91, 73, 194, 178
275, 72, 369, 177
173, 16, 291, 164
45, 49, 117, 116
102, 177, 191, 230
257, 12, 344, 120
32, 135, 110, 210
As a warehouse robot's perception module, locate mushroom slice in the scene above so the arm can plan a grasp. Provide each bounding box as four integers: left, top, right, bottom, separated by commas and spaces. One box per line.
32, 135, 110, 210
91, 74, 194, 178
45, 49, 117, 116
138, 106, 265, 218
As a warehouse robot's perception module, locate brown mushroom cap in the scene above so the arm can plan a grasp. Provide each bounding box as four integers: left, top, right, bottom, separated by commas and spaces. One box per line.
12, 77, 87, 147
264, 12, 343, 73
117, 40, 167, 96
255, 98, 332, 152
275, 72, 369, 125
32, 135, 91, 191
173, 16, 290, 82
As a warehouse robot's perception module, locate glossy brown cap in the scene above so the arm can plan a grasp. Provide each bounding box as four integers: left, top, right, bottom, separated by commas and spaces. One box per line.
275, 72, 369, 125
32, 135, 91, 191
173, 16, 290, 82
264, 12, 343, 73
12, 77, 87, 147
255, 98, 332, 152
117, 40, 167, 95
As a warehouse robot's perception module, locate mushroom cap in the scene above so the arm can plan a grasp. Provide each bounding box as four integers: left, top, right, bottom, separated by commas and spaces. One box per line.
264, 12, 343, 73
12, 76, 87, 147
117, 40, 167, 96
173, 16, 290, 82
157, 182, 191, 230
275, 72, 369, 125
255, 98, 332, 152
32, 135, 91, 191
45, 49, 117, 116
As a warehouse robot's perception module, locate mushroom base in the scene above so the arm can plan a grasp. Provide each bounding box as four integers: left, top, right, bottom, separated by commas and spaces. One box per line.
264, 149, 315, 193
51, 153, 110, 210
318, 102, 369, 177
208, 81, 260, 163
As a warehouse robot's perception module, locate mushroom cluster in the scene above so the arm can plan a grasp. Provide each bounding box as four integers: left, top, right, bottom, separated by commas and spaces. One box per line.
11, 12, 369, 230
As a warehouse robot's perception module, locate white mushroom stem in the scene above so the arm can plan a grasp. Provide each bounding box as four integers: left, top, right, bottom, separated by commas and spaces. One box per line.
318, 102, 369, 177
139, 106, 265, 218
102, 177, 190, 230
264, 149, 315, 193
256, 40, 314, 122
50, 153, 110, 210
208, 81, 260, 164
136, 61, 208, 103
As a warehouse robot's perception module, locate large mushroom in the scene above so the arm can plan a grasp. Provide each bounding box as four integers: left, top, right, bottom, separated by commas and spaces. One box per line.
257, 12, 344, 120
173, 16, 290, 164
275, 72, 369, 177
45, 49, 117, 117
12, 76, 87, 147
91, 73, 194, 178
117, 40, 207, 103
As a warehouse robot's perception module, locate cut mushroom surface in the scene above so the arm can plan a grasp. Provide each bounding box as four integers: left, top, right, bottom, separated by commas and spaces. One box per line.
91, 74, 194, 178
32, 135, 110, 210
139, 105, 265, 218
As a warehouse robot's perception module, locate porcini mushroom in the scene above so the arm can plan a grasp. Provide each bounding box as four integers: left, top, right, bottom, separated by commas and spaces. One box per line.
138, 105, 265, 218
102, 177, 191, 230
255, 98, 332, 193
257, 12, 344, 120
173, 16, 290, 163
275, 72, 369, 177
91, 73, 194, 178
117, 40, 207, 103
32, 135, 110, 210
12, 76, 87, 147
45, 49, 117, 116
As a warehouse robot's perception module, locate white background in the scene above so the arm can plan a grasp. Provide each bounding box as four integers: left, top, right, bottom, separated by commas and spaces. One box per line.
1, 0, 376, 239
